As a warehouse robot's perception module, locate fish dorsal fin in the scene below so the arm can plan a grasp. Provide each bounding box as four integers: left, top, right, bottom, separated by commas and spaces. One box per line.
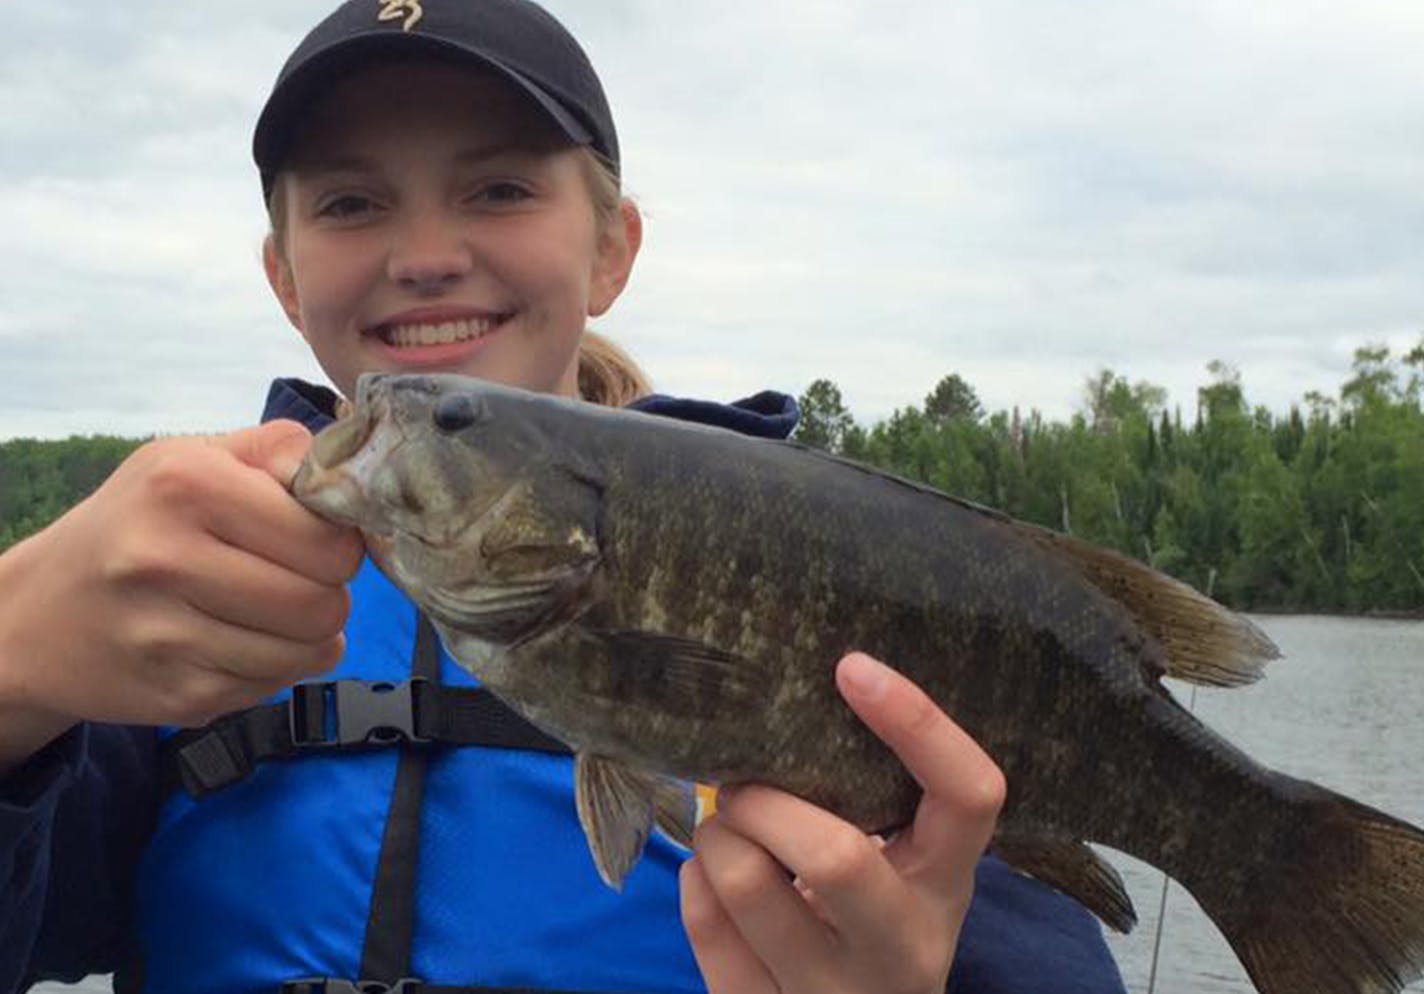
992, 834, 1137, 934
782, 442, 1278, 685
575, 753, 696, 889
1014, 523, 1279, 687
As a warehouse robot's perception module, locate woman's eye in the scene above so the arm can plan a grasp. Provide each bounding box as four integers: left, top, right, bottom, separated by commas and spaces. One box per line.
474, 182, 533, 206
317, 195, 376, 220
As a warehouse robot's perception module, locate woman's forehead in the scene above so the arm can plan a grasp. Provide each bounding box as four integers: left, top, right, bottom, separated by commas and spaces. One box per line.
290, 58, 568, 157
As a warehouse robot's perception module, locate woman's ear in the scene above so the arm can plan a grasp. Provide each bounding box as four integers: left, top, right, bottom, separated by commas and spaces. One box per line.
263, 235, 305, 332
588, 199, 643, 317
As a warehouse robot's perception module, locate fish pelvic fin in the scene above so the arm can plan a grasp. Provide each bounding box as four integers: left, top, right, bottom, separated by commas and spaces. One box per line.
991, 834, 1137, 934
1201, 786, 1424, 994
652, 778, 699, 850
575, 753, 696, 889
1018, 525, 1279, 687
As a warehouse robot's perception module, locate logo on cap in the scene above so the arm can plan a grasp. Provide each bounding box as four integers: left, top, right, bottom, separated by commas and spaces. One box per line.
378, 0, 423, 31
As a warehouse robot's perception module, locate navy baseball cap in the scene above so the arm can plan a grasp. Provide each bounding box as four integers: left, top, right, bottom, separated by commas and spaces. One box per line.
253, 0, 619, 202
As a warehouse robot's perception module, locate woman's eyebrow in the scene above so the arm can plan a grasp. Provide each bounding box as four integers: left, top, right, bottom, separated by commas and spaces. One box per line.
291, 153, 380, 177
292, 145, 522, 176
454, 143, 526, 165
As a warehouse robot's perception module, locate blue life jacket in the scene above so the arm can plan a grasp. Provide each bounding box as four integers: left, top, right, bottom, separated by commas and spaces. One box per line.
132, 556, 709, 994
122, 378, 1124, 994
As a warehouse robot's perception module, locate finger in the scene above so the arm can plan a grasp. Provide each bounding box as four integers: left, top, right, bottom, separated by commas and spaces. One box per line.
717, 784, 917, 951
679, 856, 780, 994
142, 599, 348, 687
194, 435, 365, 585
692, 816, 836, 983
836, 653, 1005, 892
197, 618, 346, 685
177, 540, 352, 644
218, 420, 313, 489
125, 617, 345, 726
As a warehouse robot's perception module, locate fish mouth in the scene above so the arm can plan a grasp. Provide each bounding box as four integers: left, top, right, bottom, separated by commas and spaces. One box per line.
310, 397, 376, 469
291, 380, 389, 525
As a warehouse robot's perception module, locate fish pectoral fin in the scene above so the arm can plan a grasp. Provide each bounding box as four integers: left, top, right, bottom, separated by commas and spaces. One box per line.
576, 754, 687, 890
586, 630, 772, 714
992, 834, 1137, 934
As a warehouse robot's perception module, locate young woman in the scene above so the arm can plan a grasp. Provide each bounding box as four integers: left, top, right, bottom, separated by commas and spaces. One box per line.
0, 3, 1125, 992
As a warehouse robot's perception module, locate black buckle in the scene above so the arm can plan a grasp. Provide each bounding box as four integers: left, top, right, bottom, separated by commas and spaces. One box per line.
175, 731, 250, 796
289, 680, 431, 748
281, 978, 423, 994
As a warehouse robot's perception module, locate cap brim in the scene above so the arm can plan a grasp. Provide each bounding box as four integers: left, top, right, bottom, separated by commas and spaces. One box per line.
253, 33, 593, 198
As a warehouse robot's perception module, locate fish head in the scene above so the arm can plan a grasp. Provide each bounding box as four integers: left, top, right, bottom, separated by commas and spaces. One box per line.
292, 372, 605, 640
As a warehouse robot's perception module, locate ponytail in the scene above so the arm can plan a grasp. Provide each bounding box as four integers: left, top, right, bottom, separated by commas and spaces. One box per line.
575, 152, 651, 408
578, 329, 653, 408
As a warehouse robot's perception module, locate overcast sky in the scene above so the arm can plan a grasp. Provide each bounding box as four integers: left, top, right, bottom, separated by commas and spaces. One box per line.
4, 0, 1422, 439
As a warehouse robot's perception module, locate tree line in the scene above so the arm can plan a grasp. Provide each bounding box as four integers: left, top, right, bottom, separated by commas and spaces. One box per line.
0, 436, 142, 551
796, 344, 1424, 615
3, 344, 1423, 613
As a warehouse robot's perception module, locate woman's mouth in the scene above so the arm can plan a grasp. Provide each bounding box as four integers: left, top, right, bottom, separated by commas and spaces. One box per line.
377, 315, 509, 349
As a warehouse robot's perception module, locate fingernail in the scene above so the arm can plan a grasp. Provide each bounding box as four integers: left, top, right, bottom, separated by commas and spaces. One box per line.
839, 653, 889, 701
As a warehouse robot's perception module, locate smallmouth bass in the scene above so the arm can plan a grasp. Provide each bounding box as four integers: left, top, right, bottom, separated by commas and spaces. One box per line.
293, 373, 1424, 994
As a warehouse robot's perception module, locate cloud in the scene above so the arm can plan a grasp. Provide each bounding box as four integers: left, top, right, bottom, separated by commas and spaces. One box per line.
3, 0, 1422, 439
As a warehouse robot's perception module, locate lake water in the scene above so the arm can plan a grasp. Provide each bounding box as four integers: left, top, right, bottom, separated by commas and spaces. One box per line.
33, 615, 1424, 994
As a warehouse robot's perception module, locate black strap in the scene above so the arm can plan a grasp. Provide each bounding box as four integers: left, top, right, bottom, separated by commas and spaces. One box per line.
347, 621, 620, 994
163, 622, 633, 994
281, 980, 624, 993
161, 678, 569, 798
359, 614, 441, 984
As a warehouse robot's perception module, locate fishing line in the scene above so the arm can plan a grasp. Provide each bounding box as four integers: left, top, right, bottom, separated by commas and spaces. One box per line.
1145, 682, 1199, 994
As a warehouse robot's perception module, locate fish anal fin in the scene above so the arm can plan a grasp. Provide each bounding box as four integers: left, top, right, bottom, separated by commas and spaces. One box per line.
575, 754, 693, 889
1017, 525, 1280, 687
992, 833, 1137, 934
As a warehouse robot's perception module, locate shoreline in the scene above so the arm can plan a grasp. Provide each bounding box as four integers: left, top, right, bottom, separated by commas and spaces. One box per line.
1245, 607, 1424, 622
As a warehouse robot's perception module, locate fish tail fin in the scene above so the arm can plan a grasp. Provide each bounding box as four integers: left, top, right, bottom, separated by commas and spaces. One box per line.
1200, 786, 1424, 994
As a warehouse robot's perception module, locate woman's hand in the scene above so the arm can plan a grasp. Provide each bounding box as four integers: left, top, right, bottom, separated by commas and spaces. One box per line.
679, 651, 1005, 994
0, 421, 364, 768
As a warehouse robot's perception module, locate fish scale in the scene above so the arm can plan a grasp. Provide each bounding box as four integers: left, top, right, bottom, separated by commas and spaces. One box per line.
293, 372, 1424, 994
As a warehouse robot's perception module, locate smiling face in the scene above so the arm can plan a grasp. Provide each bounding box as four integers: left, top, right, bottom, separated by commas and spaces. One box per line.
264, 59, 640, 400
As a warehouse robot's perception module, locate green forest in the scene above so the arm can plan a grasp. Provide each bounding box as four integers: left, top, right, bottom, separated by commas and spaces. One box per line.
3, 342, 1423, 614
795, 343, 1424, 615
0, 435, 142, 550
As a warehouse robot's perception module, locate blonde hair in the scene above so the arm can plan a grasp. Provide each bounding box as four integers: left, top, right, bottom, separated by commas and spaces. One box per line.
265, 146, 652, 409
574, 151, 654, 407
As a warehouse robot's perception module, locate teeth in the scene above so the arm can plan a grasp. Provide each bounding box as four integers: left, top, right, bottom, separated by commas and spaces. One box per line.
384, 317, 496, 347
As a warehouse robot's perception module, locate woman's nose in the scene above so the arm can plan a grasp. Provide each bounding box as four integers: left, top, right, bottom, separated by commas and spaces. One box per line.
387, 212, 473, 293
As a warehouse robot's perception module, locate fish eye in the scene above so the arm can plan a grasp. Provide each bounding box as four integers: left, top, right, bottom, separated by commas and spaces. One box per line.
433, 392, 486, 433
